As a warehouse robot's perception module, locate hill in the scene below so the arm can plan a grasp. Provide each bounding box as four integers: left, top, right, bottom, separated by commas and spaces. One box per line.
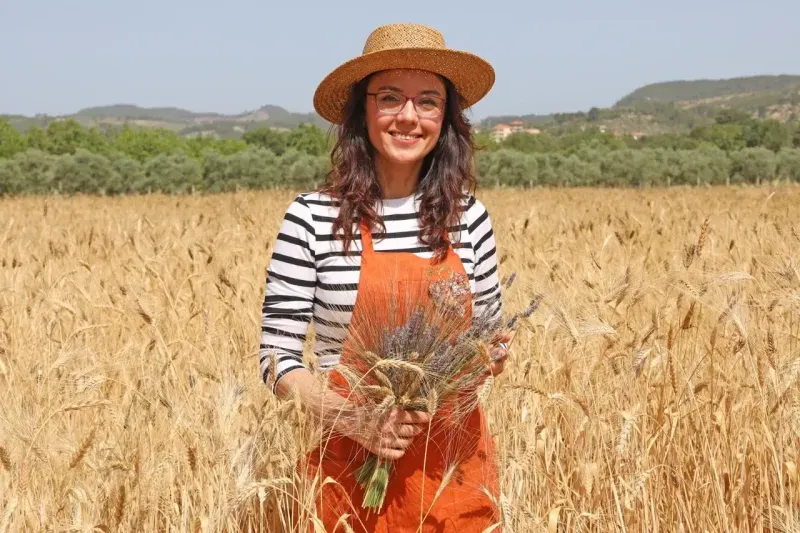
73, 104, 228, 121
615, 74, 800, 106
478, 74, 800, 136
5, 74, 799, 139
1, 104, 331, 137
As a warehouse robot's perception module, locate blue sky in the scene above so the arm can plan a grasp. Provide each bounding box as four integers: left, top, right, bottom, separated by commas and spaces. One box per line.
1, 0, 798, 120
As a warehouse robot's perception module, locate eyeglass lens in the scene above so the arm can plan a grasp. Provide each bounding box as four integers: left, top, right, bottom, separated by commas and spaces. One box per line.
374, 92, 444, 118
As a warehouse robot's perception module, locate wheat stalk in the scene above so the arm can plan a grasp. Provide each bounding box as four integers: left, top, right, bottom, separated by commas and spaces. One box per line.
69, 427, 96, 470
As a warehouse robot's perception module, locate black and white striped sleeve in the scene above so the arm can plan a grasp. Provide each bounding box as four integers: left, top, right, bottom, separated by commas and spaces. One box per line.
467, 197, 502, 320
259, 195, 317, 391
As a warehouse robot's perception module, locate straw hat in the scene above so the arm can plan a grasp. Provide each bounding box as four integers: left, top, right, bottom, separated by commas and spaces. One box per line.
313, 23, 495, 124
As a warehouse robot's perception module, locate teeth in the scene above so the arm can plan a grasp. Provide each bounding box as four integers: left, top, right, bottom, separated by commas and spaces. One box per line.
391, 133, 418, 140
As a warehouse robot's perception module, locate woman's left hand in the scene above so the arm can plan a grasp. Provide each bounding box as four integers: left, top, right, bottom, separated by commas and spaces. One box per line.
488, 332, 512, 376
489, 356, 506, 376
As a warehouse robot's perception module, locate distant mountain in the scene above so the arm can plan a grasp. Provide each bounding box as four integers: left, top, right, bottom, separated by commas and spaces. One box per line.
615, 75, 800, 106
73, 104, 228, 121
65, 104, 330, 137
250, 105, 328, 129
5, 74, 799, 138
477, 74, 800, 135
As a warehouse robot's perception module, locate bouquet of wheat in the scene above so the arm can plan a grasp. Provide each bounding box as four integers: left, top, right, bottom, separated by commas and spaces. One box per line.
330, 271, 539, 512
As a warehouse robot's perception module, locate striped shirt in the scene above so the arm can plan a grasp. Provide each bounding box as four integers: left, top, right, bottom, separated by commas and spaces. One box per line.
259, 191, 502, 390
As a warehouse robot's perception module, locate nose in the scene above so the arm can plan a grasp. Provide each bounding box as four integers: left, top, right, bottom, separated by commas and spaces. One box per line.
395, 98, 418, 124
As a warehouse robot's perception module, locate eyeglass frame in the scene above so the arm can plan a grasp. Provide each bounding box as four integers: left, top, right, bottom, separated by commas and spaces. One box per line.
365, 91, 447, 119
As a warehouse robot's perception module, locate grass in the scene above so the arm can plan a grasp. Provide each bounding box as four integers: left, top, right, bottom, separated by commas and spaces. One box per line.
0, 186, 798, 531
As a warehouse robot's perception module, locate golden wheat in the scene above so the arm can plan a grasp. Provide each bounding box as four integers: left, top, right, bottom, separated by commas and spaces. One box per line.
1, 186, 799, 531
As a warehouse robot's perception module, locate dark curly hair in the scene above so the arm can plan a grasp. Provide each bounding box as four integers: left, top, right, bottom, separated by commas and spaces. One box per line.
319, 73, 478, 263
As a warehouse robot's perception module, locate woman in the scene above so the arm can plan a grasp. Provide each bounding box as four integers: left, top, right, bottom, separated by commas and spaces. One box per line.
260, 23, 508, 532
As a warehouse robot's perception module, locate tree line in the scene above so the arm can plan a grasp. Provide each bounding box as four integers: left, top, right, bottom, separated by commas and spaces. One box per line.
477, 109, 800, 153
0, 111, 799, 195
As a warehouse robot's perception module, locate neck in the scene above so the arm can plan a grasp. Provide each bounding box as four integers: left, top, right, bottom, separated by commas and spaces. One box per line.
375, 157, 424, 199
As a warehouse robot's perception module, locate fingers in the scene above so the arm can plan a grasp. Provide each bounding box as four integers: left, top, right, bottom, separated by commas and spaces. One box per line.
357, 408, 434, 460
396, 409, 431, 425
375, 447, 405, 461
367, 434, 415, 460
489, 330, 512, 364
489, 359, 506, 376
490, 347, 508, 361
381, 436, 412, 450
384, 407, 431, 426
379, 417, 425, 438
394, 423, 423, 438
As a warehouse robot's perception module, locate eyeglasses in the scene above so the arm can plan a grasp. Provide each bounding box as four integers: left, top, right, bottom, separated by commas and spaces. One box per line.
366, 91, 446, 119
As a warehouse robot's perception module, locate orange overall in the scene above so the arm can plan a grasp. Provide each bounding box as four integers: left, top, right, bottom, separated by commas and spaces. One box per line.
304, 223, 501, 532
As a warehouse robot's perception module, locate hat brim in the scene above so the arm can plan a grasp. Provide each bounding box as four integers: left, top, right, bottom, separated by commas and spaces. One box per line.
313, 48, 495, 125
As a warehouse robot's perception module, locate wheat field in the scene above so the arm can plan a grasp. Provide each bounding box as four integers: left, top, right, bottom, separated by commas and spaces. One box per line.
1, 187, 799, 532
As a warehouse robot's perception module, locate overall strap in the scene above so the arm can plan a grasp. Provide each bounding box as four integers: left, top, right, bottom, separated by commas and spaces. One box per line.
358, 221, 374, 255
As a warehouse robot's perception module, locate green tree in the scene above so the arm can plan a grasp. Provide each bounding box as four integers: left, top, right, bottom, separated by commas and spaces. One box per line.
501, 132, 558, 153
184, 136, 247, 160
84, 126, 112, 156
560, 129, 626, 154
52, 149, 118, 194
552, 153, 602, 187
630, 149, 667, 187
730, 147, 777, 184
287, 123, 330, 156
777, 148, 800, 182
44, 119, 93, 155
714, 108, 753, 125
690, 124, 746, 152
207, 147, 282, 191
242, 126, 289, 155
13, 150, 58, 194
25, 126, 47, 151
112, 126, 184, 162
282, 152, 329, 189
678, 147, 731, 186
476, 149, 532, 187
473, 131, 499, 152
640, 133, 701, 150
659, 149, 686, 187
743, 119, 790, 151
599, 150, 648, 187
215, 138, 248, 156
108, 153, 144, 194
0, 118, 27, 158
0, 159, 24, 195
141, 153, 202, 194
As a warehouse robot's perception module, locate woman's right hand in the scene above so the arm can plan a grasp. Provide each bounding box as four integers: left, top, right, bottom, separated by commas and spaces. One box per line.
345, 407, 432, 461
275, 370, 432, 461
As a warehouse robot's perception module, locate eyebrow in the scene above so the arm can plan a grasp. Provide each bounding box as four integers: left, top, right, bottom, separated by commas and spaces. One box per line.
376, 85, 443, 97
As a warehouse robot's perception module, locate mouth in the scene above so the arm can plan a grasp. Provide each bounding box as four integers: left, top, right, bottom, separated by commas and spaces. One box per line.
389, 131, 423, 142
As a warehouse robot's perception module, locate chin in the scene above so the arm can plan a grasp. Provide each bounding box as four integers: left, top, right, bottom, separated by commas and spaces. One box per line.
382, 144, 432, 165
385, 150, 426, 165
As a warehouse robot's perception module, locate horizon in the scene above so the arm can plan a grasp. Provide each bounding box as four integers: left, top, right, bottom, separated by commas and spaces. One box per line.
2, 0, 799, 120
6, 71, 800, 122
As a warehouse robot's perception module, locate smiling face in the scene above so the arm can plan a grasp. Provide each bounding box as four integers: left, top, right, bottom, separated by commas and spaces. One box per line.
365, 69, 447, 170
